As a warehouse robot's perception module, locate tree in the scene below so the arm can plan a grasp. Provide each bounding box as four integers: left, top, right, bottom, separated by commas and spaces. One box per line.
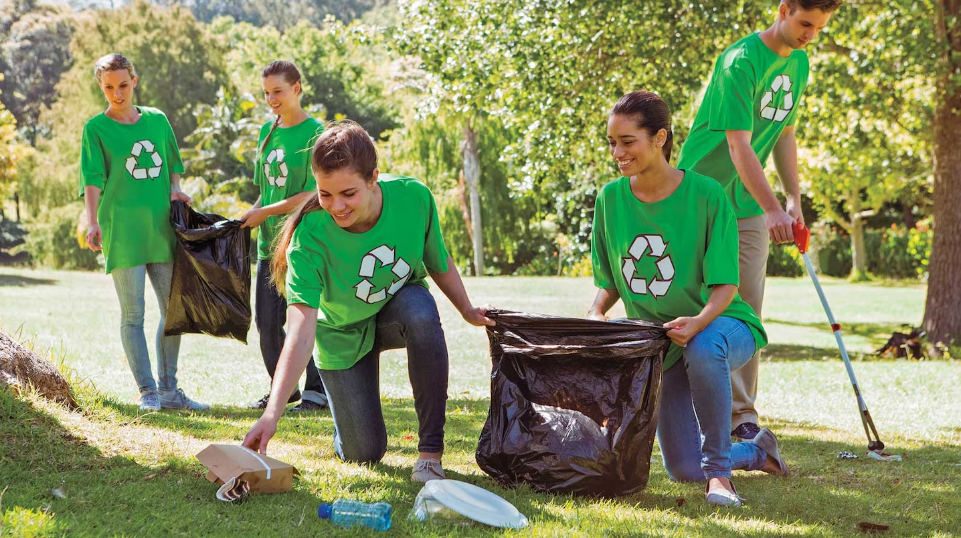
395, 0, 773, 269
924, 0, 961, 347
0, 85, 30, 208
0, 2, 74, 144
798, 3, 932, 280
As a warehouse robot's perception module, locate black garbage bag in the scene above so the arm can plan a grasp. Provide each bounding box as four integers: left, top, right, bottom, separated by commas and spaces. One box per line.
476, 309, 670, 497
163, 201, 252, 343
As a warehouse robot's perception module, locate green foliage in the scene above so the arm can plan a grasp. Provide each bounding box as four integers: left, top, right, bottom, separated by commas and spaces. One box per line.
183, 86, 262, 193
0, 87, 30, 200
152, 0, 386, 28
766, 243, 804, 278
0, 1, 74, 143
208, 17, 397, 139
0, 506, 56, 538
802, 221, 933, 280
22, 202, 100, 270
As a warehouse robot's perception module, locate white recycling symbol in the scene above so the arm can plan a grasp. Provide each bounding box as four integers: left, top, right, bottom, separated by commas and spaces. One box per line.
760, 74, 794, 123
621, 234, 675, 297
354, 244, 412, 304
264, 149, 289, 187
124, 139, 163, 180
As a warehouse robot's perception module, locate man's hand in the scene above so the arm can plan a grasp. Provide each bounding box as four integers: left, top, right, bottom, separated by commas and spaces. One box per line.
85, 222, 102, 251
785, 197, 805, 227
765, 207, 796, 244
242, 416, 279, 455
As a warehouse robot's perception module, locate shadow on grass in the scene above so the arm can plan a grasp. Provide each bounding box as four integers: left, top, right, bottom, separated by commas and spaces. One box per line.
0, 274, 57, 287
764, 343, 840, 361
766, 318, 903, 342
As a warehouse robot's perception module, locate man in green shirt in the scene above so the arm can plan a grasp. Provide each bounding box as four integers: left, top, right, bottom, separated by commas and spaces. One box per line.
677, 0, 842, 440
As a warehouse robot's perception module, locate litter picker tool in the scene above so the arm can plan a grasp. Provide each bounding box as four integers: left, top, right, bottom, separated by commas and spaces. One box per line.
792, 222, 894, 458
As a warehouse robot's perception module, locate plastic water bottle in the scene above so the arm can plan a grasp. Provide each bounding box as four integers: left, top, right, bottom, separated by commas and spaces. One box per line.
317, 499, 392, 531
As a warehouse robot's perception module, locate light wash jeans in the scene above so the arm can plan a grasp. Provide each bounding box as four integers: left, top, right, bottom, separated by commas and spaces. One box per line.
657, 316, 768, 481
320, 284, 449, 463
110, 262, 180, 394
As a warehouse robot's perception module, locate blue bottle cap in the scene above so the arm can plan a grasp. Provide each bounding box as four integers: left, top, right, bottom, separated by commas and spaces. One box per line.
317, 503, 332, 519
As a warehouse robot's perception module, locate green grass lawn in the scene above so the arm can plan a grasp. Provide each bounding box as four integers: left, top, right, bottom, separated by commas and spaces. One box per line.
1, 267, 959, 537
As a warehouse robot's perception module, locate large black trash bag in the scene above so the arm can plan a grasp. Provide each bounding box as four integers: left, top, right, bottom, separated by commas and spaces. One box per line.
163, 200, 252, 343
476, 309, 670, 497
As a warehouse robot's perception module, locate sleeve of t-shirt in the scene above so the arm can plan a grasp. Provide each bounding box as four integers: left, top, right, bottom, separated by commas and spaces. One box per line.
79, 122, 105, 196
301, 126, 324, 192
703, 188, 741, 287
162, 114, 185, 175
708, 54, 757, 132
285, 237, 323, 308
591, 190, 616, 289
422, 185, 450, 273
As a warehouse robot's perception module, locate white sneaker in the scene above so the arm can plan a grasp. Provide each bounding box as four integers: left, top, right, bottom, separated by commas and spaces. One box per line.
411, 458, 446, 483
160, 389, 210, 410
139, 391, 161, 412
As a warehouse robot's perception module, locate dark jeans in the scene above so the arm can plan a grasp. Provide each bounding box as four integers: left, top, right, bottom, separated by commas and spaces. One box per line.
321, 284, 450, 463
255, 260, 326, 403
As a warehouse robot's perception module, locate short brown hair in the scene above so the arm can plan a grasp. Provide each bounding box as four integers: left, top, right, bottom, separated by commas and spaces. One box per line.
94, 53, 136, 83
786, 0, 843, 13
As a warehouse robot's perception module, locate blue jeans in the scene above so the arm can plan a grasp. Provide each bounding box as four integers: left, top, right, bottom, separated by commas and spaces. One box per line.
657, 316, 768, 481
320, 284, 449, 463
255, 260, 326, 403
110, 263, 180, 394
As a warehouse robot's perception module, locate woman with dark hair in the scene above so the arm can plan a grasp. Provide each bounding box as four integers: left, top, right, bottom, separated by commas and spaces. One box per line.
242, 120, 492, 482
240, 60, 328, 412
80, 53, 208, 411
588, 90, 789, 507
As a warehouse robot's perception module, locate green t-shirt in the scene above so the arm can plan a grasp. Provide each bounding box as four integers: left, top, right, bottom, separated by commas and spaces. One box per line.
677, 33, 810, 219
78, 106, 185, 274
285, 175, 451, 370
591, 171, 767, 371
253, 117, 324, 260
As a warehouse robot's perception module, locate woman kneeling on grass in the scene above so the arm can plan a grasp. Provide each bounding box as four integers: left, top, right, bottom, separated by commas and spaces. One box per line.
587, 91, 788, 507
243, 120, 493, 482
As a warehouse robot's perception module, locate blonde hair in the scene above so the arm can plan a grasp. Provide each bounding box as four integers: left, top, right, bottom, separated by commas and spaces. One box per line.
94, 53, 136, 83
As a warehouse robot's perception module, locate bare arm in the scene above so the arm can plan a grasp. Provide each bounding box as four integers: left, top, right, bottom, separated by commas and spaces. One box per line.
241, 190, 314, 229
170, 173, 192, 205
427, 256, 494, 326
242, 303, 318, 453
587, 288, 621, 320
771, 126, 804, 225
83, 185, 102, 251
663, 284, 738, 346
726, 130, 795, 243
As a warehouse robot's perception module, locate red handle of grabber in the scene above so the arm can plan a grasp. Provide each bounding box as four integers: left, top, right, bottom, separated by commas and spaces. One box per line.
793, 222, 811, 254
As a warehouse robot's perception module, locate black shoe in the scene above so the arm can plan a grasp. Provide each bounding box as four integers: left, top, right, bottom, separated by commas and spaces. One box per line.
247, 390, 302, 409
290, 395, 329, 412
732, 422, 761, 441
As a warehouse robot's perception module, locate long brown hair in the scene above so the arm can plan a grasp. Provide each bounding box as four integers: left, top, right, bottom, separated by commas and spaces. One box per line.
257, 60, 303, 160
610, 90, 674, 162
271, 120, 379, 291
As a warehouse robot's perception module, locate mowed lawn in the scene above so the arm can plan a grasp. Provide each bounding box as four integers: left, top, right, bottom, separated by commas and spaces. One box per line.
1, 267, 959, 537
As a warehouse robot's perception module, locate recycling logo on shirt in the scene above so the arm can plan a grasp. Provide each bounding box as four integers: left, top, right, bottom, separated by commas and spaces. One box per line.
760, 74, 795, 123
264, 149, 289, 187
125, 139, 163, 180
621, 234, 675, 298
354, 244, 412, 304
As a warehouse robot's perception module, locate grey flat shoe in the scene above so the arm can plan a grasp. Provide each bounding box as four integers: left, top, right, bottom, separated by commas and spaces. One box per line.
752, 427, 790, 476
705, 480, 743, 508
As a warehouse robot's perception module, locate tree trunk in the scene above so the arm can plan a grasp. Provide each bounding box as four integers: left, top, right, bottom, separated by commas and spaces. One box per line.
923, 0, 961, 347
14, 191, 20, 222
850, 215, 868, 281
461, 121, 484, 276
1, 330, 78, 409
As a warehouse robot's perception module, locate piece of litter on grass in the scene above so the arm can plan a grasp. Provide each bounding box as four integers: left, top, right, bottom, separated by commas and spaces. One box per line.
215, 477, 250, 504
867, 450, 902, 462
144, 474, 157, 481
838, 451, 859, 459
857, 521, 890, 533
405, 435, 414, 440
51, 489, 66, 499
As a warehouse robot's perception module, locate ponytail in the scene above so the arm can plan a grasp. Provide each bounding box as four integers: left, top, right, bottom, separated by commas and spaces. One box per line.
256, 116, 282, 161
270, 192, 323, 293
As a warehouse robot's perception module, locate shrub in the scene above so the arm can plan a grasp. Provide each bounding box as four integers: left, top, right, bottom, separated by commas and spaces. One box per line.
23, 202, 101, 270
766, 242, 804, 277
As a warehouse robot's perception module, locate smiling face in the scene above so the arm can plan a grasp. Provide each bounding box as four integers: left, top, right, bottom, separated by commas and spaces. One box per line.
778, 4, 834, 49
607, 113, 667, 178
316, 167, 381, 232
262, 74, 301, 117
98, 69, 137, 112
